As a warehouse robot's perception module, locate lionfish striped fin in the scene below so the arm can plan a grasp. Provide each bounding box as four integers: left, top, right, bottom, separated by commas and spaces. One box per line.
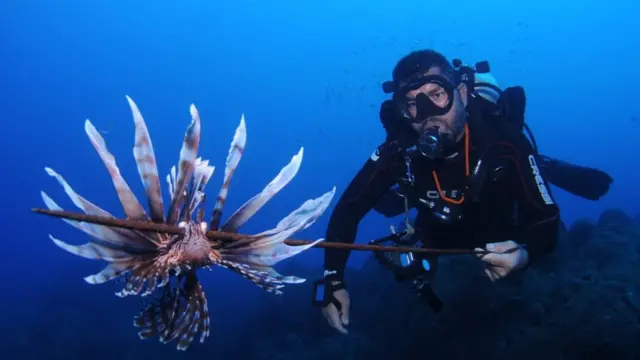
217, 188, 335, 292
43, 167, 158, 250
49, 234, 136, 262
224, 186, 335, 250
221, 147, 303, 233
41, 191, 144, 252
187, 158, 215, 217
221, 236, 324, 269
257, 186, 336, 237
84, 259, 143, 285
135, 287, 182, 341
115, 259, 174, 298
167, 166, 177, 202
167, 104, 201, 225
220, 220, 323, 265
190, 158, 208, 195
170, 281, 209, 350
135, 274, 211, 350
209, 114, 246, 230
220, 196, 326, 254
227, 263, 306, 284
218, 260, 285, 294
85, 119, 148, 221
128, 96, 165, 223
41, 191, 103, 242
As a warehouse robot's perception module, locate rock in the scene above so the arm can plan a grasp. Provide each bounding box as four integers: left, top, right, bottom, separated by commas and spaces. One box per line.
597, 209, 633, 234
567, 218, 596, 247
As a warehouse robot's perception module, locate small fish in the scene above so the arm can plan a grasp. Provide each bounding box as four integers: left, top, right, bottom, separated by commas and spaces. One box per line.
41, 96, 335, 351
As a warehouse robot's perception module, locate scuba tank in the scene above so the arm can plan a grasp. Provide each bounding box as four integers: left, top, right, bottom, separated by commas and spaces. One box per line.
452, 59, 613, 201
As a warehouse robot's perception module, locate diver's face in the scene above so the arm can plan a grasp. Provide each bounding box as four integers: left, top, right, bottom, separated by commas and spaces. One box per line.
405, 67, 469, 141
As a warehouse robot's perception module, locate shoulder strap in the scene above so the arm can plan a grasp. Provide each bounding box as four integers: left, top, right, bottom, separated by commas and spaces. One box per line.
469, 85, 537, 153
466, 96, 501, 153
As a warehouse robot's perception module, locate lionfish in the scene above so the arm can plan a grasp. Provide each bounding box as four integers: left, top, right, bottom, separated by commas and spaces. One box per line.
40, 96, 336, 350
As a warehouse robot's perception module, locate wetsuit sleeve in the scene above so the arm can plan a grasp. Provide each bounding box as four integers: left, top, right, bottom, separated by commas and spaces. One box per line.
497, 133, 560, 265
323, 144, 399, 282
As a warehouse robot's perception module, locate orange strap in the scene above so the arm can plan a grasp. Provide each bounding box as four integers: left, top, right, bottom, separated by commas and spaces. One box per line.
431, 124, 469, 205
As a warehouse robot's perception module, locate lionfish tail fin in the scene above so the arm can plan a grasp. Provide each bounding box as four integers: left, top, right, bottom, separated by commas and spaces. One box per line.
134, 272, 210, 350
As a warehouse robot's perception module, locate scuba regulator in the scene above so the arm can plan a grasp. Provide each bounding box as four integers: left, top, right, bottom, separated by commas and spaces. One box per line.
412, 126, 454, 160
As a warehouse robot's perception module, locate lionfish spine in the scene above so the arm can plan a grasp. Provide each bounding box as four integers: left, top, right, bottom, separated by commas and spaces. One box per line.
167, 105, 201, 225
128, 95, 165, 223
221, 147, 303, 233
209, 114, 246, 230
84, 120, 149, 222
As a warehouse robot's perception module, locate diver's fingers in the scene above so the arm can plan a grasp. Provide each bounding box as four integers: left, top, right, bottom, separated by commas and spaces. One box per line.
484, 268, 496, 282
474, 247, 485, 259
333, 289, 350, 325
478, 252, 499, 265
322, 306, 331, 322
475, 247, 497, 261
323, 305, 348, 334
322, 305, 335, 323
484, 267, 494, 281
477, 251, 512, 269
485, 266, 500, 282
340, 301, 350, 326
329, 308, 349, 334
491, 266, 504, 281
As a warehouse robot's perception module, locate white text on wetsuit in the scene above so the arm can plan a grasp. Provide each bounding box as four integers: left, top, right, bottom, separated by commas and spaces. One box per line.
425, 190, 462, 199
528, 154, 554, 205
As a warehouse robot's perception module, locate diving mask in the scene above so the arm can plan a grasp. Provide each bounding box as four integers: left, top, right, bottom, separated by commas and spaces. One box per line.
383, 74, 456, 122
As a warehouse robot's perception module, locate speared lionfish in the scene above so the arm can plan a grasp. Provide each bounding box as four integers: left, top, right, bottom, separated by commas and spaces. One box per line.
40, 95, 336, 350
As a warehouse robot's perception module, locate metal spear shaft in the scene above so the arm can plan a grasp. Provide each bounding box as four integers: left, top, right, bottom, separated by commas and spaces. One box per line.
31, 208, 495, 255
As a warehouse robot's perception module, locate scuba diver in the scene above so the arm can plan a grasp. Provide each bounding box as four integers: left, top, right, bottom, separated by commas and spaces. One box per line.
311, 49, 613, 335
373, 63, 613, 217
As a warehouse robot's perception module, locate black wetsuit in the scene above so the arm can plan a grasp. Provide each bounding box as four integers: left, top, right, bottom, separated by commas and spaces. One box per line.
323, 113, 560, 282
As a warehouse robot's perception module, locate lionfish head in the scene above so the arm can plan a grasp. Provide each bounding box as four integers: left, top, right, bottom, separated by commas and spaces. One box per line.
173, 221, 221, 267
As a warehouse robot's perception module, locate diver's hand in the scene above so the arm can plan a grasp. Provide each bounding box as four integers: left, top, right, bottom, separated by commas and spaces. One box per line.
474, 240, 529, 282
321, 281, 350, 334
